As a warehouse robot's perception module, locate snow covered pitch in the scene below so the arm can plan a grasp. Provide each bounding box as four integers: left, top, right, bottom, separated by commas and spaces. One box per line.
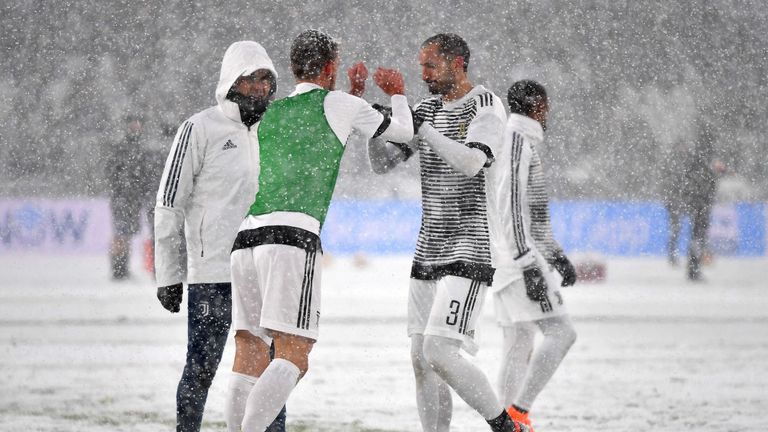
1, 255, 766, 431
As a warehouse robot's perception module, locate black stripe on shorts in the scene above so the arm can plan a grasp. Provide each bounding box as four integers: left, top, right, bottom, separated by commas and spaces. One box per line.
297, 250, 317, 330
231, 225, 322, 253
459, 280, 480, 335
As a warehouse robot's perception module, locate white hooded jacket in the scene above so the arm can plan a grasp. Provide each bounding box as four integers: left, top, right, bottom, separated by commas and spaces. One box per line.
154, 41, 277, 287
486, 113, 560, 287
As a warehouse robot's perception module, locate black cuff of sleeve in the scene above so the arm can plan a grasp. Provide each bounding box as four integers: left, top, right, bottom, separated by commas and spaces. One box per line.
466, 142, 495, 167
390, 142, 414, 160
372, 115, 392, 138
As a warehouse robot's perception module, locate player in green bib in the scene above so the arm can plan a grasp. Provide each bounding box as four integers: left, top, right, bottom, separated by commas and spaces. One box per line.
225, 30, 414, 432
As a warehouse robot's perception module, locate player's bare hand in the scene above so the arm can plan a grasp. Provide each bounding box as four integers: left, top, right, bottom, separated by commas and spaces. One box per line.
348, 62, 368, 97
373, 68, 405, 96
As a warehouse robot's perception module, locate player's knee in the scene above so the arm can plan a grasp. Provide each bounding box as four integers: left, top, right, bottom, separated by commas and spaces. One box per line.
546, 321, 577, 350
409, 335, 428, 370
563, 325, 577, 348
422, 335, 454, 373
273, 334, 313, 379
234, 330, 267, 354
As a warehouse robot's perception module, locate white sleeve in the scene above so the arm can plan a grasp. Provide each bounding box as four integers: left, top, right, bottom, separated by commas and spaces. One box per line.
153, 120, 203, 287
509, 135, 536, 268
464, 97, 506, 161
418, 123, 488, 177
372, 94, 414, 143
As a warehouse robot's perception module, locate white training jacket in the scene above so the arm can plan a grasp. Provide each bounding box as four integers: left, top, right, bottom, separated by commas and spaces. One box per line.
486, 113, 560, 286
154, 41, 277, 287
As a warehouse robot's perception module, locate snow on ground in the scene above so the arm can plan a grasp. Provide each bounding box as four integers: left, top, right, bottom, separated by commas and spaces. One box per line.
1, 254, 767, 431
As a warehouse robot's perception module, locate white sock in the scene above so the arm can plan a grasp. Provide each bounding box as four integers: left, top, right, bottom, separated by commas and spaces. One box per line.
241, 359, 300, 432
423, 335, 503, 421
498, 323, 536, 407
225, 372, 258, 432
515, 316, 577, 410
411, 335, 453, 432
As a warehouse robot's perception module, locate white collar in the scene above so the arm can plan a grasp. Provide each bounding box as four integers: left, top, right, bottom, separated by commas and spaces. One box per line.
441, 84, 488, 109
508, 113, 544, 144
290, 82, 324, 97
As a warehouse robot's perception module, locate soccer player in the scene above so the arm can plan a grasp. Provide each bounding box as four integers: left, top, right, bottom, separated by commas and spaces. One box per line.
368, 33, 529, 432
226, 29, 414, 432
486, 80, 578, 430
153, 41, 285, 432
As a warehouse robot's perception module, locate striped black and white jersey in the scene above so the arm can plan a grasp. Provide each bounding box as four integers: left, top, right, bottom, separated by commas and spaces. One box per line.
486, 113, 563, 283
409, 85, 507, 284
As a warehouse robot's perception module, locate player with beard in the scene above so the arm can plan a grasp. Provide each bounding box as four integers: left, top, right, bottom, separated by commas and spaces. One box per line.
154, 41, 285, 432
368, 33, 529, 432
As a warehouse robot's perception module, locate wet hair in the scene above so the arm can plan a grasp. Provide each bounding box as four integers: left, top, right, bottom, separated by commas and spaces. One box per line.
290, 29, 339, 79
422, 33, 470, 71
507, 80, 547, 115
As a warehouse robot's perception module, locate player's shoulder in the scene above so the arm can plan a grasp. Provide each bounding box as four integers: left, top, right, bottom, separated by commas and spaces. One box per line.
472, 86, 506, 117
507, 128, 532, 153
186, 106, 220, 126
325, 90, 371, 115
327, 89, 366, 104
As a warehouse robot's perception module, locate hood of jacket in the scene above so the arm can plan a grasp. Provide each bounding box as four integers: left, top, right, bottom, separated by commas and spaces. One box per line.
215, 41, 278, 124
507, 113, 544, 146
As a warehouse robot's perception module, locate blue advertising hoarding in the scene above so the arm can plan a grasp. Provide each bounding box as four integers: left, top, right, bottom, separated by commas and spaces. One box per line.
322, 200, 766, 256
1, 199, 765, 256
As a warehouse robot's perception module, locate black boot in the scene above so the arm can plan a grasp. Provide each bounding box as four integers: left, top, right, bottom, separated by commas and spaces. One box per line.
487, 410, 530, 432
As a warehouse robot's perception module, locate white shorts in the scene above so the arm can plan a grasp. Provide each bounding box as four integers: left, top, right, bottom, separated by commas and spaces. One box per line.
408, 276, 488, 355
231, 244, 322, 344
492, 266, 568, 325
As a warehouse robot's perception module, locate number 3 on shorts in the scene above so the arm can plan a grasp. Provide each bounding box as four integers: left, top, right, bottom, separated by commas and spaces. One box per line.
446, 300, 460, 325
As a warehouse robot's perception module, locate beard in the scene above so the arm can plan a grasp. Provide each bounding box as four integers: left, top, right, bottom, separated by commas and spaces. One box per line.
425, 73, 455, 96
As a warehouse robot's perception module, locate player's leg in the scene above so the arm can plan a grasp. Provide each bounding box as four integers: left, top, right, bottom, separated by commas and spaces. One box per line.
225, 330, 271, 432
264, 341, 287, 432
513, 315, 577, 411
409, 279, 452, 432
411, 334, 453, 432
240, 244, 321, 432
422, 335, 503, 419
422, 276, 521, 430
226, 247, 273, 432
497, 322, 536, 407
225, 337, 287, 432
176, 283, 232, 432
241, 331, 313, 432
667, 204, 682, 264
687, 205, 708, 280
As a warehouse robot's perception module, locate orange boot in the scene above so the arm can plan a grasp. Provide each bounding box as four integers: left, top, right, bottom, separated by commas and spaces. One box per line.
507, 405, 534, 432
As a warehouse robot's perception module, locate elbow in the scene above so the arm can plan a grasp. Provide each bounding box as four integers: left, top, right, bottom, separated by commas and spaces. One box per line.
456, 160, 486, 178
387, 121, 414, 144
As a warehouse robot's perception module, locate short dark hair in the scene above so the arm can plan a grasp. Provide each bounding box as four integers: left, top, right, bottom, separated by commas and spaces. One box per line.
507, 80, 547, 115
290, 29, 339, 79
422, 33, 470, 71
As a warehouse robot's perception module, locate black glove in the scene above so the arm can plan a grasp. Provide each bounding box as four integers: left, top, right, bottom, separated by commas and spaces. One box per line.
523, 265, 549, 302
410, 107, 425, 134
550, 252, 577, 287
157, 283, 183, 313
371, 103, 392, 117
